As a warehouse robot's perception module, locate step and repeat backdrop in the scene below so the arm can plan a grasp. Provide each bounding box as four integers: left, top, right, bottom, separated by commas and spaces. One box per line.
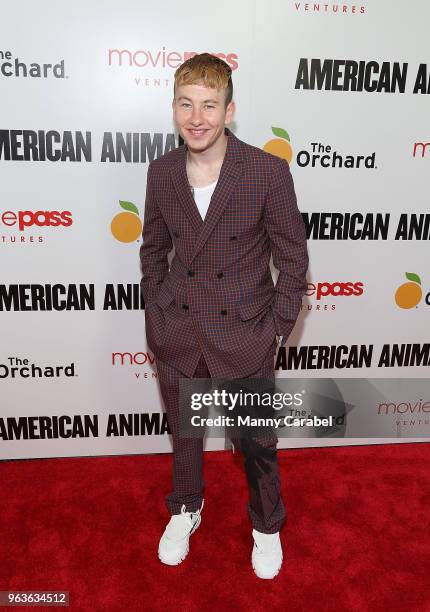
1, 0, 429, 459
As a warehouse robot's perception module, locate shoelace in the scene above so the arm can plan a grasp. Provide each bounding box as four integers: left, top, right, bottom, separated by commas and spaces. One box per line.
180, 497, 204, 521
165, 499, 205, 539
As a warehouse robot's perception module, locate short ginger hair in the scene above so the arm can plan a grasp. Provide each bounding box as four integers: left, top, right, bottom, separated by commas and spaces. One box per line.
174, 53, 233, 109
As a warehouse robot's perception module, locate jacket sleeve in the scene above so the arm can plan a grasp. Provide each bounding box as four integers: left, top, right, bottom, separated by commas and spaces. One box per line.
139, 161, 172, 307
263, 157, 309, 343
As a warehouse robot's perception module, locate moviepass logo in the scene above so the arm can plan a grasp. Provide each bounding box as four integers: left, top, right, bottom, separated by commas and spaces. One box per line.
302, 280, 364, 312
307, 281, 364, 300
1, 209, 73, 244
108, 48, 239, 71
0, 210, 73, 230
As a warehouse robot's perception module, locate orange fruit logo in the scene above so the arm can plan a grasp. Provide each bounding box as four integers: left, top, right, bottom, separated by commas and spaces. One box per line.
263, 127, 293, 163
395, 272, 422, 309
111, 200, 142, 243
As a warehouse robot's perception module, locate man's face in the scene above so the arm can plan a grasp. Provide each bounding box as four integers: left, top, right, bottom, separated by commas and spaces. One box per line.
172, 82, 235, 153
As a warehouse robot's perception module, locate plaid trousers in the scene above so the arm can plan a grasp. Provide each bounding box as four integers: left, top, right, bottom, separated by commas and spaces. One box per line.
155, 346, 286, 534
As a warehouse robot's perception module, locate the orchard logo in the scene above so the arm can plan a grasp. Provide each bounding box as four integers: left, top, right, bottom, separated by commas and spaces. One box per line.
262, 127, 375, 169
395, 272, 430, 309
263, 127, 293, 163
0, 50, 67, 79
0, 356, 76, 379
1, 209, 73, 245
111, 200, 142, 243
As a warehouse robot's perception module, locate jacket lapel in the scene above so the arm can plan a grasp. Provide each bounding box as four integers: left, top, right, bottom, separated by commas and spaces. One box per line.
169, 126, 244, 264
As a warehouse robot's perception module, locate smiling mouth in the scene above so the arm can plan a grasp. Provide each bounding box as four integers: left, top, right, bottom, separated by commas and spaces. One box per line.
188, 129, 208, 137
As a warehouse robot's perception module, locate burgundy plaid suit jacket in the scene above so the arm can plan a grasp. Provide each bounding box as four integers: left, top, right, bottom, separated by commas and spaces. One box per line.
139, 126, 308, 378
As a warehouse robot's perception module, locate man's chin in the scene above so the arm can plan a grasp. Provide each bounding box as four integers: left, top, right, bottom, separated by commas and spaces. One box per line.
184, 138, 212, 153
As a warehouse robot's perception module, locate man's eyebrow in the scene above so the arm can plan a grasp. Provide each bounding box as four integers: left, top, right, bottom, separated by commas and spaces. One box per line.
177, 96, 219, 103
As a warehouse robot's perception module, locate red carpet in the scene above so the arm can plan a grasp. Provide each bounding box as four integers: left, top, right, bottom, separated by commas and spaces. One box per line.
1, 443, 429, 612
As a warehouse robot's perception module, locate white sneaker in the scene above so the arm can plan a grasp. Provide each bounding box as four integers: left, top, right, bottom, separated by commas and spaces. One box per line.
251, 529, 283, 579
158, 499, 204, 565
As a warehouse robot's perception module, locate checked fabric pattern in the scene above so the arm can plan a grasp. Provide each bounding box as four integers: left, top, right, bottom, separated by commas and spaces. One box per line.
139, 126, 309, 379
156, 351, 286, 534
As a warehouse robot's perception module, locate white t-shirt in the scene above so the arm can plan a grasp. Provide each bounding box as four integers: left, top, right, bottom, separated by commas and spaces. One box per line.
191, 180, 218, 220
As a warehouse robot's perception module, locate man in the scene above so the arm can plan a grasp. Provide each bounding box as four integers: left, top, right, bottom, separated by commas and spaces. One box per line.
139, 53, 308, 579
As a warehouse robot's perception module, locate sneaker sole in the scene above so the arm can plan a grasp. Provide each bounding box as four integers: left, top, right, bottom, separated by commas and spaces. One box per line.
158, 543, 189, 566
252, 551, 283, 580
252, 561, 282, 579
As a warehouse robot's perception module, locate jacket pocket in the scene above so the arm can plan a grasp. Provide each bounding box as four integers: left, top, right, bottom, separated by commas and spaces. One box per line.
237, 295, 274, 321
155, 285, 175, 310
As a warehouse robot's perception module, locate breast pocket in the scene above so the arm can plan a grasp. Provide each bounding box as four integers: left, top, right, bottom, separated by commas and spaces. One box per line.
224, 190, 265, 228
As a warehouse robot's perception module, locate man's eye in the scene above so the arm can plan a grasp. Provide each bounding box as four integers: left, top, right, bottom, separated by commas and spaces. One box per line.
205, 105, 215, 109
181, 103, 191, 107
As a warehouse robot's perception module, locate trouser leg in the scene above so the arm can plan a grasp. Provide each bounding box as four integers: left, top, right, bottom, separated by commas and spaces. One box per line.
155, 355, 209, 515
230, 353, 286, 534
156, 349, 286, 532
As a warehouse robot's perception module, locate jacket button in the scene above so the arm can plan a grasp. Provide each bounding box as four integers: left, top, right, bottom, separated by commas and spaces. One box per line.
220, 309, 227, 315
230, 235, 237, 241
173, 231, 179, 238
217, 271, 223, 279
187, 269, 194, 277
182, 304, 189, 311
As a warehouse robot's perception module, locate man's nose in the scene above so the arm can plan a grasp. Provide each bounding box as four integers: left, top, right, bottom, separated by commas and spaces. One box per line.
190, 107, 203, 124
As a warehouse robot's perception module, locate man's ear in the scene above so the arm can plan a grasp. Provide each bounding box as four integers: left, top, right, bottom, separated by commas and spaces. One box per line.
226, 99, 236, 123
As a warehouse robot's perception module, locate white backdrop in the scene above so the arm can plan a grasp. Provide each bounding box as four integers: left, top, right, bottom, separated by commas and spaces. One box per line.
1, 0, 429, 459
